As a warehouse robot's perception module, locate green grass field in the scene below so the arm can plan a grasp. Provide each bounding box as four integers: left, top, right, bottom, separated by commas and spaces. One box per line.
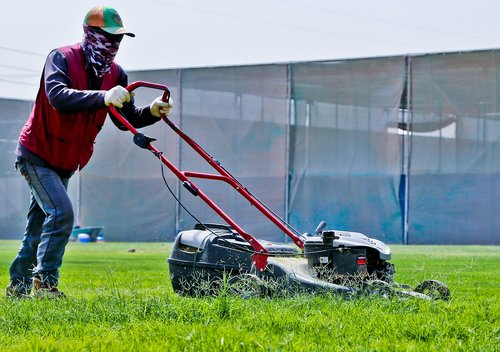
0, 240, 498, 351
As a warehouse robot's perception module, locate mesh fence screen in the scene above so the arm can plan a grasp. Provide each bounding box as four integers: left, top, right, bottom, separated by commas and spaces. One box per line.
408, 51, 500, 244
0, 99, 34, 239
1, 50, 499, 244
177, 65, 289, 240
75, 69, 181, 241
289, 57, 406, 243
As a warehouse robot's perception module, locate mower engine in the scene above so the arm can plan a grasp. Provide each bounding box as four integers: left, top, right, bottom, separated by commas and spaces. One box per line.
303, 228, 395, 284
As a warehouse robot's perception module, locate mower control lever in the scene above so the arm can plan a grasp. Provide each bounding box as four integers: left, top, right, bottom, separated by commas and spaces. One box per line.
315, 221, 327, 235
133, 133, 157, 149
182, 181, 199, 196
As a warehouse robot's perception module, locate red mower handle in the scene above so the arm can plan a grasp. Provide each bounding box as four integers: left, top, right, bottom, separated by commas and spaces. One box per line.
108, 81, 306, 271
125, 81, 171, 102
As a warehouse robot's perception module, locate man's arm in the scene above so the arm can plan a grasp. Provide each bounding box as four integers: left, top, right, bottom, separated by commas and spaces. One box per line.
44, 48, 163, 130
44, 49, 106, 113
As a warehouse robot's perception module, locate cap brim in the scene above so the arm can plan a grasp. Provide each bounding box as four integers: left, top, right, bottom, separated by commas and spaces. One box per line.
102, 27, 135, 37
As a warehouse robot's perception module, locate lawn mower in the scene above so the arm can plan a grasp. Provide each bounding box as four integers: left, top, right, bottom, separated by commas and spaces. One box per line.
110, 81, 450, 300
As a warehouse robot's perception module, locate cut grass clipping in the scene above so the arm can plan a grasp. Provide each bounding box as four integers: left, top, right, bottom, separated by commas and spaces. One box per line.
0, 241, 498, 351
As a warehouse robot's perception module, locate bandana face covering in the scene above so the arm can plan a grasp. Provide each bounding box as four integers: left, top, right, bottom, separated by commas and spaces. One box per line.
82, 25, 122, 78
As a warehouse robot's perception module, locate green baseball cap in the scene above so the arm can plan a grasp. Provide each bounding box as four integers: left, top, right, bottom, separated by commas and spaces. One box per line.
84, 6, 135, 37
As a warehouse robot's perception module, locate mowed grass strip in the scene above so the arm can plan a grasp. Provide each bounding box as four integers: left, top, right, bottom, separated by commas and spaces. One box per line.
0, 240, 498, 351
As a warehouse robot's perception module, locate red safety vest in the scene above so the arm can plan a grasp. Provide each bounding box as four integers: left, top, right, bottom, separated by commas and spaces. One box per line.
19, 43, 119, 172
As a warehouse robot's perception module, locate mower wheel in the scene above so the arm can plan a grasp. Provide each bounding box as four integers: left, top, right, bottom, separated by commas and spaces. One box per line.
228, 274, 266, 298
414, 280, 450, 301
362, 279, 394, 299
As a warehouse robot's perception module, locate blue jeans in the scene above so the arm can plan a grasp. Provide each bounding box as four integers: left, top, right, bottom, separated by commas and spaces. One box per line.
9, 158, 74, 291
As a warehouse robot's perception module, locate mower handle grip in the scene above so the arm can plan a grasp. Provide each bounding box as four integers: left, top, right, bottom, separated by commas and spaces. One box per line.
125, 81, 171, 102
108, 81, 171, 134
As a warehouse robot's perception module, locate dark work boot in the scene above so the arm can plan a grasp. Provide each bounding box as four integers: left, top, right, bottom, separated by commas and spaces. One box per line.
32, 277, 66, 299
5, 283, 31, 299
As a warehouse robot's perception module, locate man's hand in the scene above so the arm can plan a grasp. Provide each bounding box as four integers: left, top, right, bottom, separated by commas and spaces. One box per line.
104, 86, 131, 108
150, 96, 173, 118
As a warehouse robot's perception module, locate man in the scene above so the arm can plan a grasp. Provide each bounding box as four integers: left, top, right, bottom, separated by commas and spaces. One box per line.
6, 6, 172, 298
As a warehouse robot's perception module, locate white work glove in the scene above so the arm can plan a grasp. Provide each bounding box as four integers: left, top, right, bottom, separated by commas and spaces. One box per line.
104, 86, 131, 108
150, 96, 173, 118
